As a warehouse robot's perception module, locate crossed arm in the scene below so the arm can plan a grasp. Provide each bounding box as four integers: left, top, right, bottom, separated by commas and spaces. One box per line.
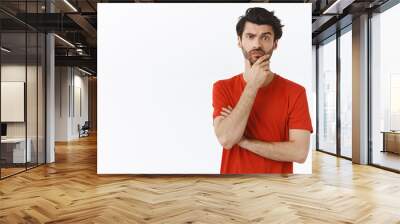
213, 95, 310, 164
237, 129, 310, 163
213, 83, 259, 150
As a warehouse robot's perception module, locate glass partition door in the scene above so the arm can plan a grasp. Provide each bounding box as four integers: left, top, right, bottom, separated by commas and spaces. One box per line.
317, 36, 337, 155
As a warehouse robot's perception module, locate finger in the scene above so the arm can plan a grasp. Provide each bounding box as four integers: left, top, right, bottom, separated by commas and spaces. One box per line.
256, 54, 271, 64
259, 57, 270, 64
258, 60, 269, 67
222, 107, 232, 113
227, 105, 233, 110
259, 63, 269, 71
254, 55, 268, 64
259, 59, 270, 66
257, 58, 269, 67
220, 112, 229, 117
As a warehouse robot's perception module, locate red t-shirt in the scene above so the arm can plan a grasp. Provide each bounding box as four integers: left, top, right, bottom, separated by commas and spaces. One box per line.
212, 73, 313, 174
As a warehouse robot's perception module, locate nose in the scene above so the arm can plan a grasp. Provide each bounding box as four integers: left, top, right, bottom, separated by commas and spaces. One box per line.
251, 38, 262, 49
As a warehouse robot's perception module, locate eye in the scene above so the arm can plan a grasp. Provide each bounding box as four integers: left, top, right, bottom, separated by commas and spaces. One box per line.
246, 34, 255, 39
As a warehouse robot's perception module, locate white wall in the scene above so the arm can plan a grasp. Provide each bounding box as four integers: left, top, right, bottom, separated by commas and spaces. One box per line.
1, 82, 25, 122
55, 66, 69, 141
1, 65, 40, 138
98, 3, 313, 174
1, 65, 26, 124
72, 72, 89, 138
55, 67, 89, 141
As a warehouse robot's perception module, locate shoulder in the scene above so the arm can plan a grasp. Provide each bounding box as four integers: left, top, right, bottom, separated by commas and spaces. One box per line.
275, 74, 306, 96
213, 73, 242, 90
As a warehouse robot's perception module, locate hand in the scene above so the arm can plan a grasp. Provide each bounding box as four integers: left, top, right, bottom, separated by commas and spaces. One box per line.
238, 136, 249, 148
220, 106, 233, 118
246, 54, 272, 90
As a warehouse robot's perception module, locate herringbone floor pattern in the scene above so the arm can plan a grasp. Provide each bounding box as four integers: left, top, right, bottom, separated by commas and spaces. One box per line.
1, 134, 400, 223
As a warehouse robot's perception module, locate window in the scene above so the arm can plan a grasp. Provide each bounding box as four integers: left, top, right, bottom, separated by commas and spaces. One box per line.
317, 36, 337, 154
371, 2, 400, 171
339, 28, 352, 158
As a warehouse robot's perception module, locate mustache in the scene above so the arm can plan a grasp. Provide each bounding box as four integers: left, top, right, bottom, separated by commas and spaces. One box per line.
248, 49, 266, 55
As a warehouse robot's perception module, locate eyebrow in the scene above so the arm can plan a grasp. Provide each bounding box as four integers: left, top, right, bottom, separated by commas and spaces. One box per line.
245, 32, 273, 36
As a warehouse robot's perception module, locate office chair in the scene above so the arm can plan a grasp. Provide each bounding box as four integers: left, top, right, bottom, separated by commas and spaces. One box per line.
79, 121, 90, 138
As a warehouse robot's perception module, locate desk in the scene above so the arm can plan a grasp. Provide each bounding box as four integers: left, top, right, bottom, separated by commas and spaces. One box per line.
1, 138, 32, 163
381, 131, 400, 154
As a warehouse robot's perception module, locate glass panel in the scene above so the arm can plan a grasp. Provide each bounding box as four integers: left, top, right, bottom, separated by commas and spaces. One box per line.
26, 0, 39, 169
38, 32, 45, 165
340, 29, 352, 158
27, 31, 38, 169
371, 4, 400, 171
318, 37, 337, 154
0, 1, 46, 179
1, 31, 27, 177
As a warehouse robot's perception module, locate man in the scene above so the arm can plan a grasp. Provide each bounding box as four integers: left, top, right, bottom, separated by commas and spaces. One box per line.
212, 7, 313, 174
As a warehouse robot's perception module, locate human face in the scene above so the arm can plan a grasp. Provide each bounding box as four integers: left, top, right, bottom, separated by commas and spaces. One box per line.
238, 21, 278, 65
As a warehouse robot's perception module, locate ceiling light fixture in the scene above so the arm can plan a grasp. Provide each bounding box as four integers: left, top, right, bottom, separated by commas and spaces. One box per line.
1, 47, 11, 53
0, 47, 11, 53
322, 0, 354, 15
63, 0, 78, 12
54, 34, 75, 48
78, 67, 93, 76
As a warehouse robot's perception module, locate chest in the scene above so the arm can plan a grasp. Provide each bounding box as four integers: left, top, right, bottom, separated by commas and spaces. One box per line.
231, 88, 290, 124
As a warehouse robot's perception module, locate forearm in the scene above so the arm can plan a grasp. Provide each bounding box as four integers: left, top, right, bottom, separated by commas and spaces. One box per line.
215, 85, 258, 149
239, 139, 309, 163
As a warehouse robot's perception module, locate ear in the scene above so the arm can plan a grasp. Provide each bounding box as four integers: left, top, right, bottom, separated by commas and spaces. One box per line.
273, 40, 278, 50
237, 36, 242, 48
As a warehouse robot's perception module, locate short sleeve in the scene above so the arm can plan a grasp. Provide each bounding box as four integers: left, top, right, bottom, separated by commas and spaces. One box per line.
288, 88, 313, 133
212, 81, 229, 119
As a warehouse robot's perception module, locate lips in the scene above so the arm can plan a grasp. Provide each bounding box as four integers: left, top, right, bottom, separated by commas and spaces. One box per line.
250, 51, 264, 57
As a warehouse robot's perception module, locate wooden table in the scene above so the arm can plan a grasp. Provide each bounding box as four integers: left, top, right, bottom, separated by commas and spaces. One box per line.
381, 131, 400, 154
0, 138, 32, 166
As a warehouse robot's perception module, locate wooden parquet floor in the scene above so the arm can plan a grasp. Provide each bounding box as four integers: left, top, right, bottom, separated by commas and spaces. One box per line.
1, 134, 400, 223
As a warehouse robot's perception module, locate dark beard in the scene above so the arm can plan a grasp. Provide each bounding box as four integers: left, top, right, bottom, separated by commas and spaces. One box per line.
242, 48, 266, 66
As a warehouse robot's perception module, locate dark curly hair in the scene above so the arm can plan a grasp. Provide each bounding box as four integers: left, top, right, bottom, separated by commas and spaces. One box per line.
236, 7, 284, 40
